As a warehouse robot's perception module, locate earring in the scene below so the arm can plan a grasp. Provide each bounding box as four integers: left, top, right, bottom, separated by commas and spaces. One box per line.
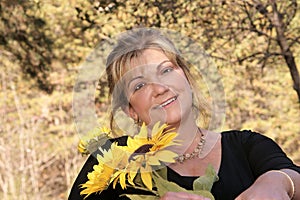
134, 117, 142, 126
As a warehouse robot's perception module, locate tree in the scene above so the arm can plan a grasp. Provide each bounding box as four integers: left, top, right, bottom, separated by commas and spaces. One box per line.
223, 0, 300, 103
0, 0, 54, 93
74, 0, 300, 103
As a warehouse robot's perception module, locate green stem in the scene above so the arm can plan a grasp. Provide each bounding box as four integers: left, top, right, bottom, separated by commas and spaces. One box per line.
125, 184, 159, 196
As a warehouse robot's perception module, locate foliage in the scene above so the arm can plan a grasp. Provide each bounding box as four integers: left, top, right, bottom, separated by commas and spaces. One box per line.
0, 0, 54, 92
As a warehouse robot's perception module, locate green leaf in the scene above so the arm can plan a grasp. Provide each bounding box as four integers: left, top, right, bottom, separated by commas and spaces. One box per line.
153, 172, 188, 196
155, 167, 167, 179
133, 173, 145, 188
153, 171, 215, 199
193, 164, 219, 191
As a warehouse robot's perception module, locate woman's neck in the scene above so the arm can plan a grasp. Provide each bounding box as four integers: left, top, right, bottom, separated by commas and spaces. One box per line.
169, 113, 199, 155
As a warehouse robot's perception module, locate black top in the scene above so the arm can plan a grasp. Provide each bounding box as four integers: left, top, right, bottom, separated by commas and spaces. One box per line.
68, 130, 300, 200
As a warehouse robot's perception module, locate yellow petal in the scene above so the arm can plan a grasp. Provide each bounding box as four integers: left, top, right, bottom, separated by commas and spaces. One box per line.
152, 123, 168, 139
141, 172, 152, 190
139, 123, 148, 138
78, 140, 88, 153
112, 174, 119, 189
155, 150, 178, 163
111, 171, 121, 183
141, 167, 153, 190
100, 127, 111, 134
119, 172, 127, 189
158, 132, 177, 143
128, 171, 137, 185
147, 155, 161, 165
151, 121, 162, 137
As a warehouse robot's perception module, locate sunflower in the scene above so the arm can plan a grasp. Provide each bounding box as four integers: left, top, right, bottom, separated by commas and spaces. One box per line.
123, 122, 179, 190
78, 139, 88, 154
78, 127, 111, 155
108, 144, 132, 189
80, 143, 130, 197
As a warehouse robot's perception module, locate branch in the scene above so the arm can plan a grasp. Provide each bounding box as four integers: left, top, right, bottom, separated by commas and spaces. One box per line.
235, 51, 282, 65
283, 0, 297, 27
208, 54, 227, 62
287, 35, 300, 49
239, 1, 274, 38
236, 52, 264, 64
269, 0, 300, 103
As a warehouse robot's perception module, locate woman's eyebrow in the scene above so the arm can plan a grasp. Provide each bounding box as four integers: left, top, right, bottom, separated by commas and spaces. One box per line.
127, 75, 143, 88
156, 60, 171, 71
127, 60, 171, 88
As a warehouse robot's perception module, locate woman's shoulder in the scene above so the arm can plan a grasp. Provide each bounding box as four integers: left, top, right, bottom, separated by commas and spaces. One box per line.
220, 129, 256, 138
220, 129, 272, 145
219, 129, 289, 158
221, 129, 259, 135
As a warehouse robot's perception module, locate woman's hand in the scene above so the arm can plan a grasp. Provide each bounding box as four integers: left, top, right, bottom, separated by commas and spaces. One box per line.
235, 170, 293, 200
160, 192, 211, 200
235, 185, 290, 200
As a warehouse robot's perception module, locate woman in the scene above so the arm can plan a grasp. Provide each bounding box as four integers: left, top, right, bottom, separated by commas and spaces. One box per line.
69, 28, 300, 200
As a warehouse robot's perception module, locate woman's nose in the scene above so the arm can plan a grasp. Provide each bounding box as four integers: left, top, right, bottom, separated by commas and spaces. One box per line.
150, 82, 169, 96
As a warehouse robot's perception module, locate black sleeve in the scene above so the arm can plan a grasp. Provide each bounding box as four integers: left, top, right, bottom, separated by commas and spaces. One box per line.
212, 130, 300, 200
240, 130, 300, 177
68, 154, 97, 200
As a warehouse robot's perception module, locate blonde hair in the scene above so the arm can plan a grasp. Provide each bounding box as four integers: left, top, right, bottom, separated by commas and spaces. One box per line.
105, 28, 210, 131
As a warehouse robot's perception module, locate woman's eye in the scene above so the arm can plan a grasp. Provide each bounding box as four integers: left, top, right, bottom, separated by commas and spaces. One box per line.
161, 66, 173, 74
134, 83, 145, 91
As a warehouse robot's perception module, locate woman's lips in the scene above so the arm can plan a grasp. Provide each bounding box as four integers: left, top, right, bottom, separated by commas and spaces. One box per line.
155, 96, 178, 109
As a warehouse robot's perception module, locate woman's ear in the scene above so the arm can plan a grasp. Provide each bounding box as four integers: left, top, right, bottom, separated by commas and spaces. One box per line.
122, 104, 138, 121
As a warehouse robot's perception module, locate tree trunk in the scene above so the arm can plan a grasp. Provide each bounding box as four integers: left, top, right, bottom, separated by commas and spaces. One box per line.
271, 1, 300, 104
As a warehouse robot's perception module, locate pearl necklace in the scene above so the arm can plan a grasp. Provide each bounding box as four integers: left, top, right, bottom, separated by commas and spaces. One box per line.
175, 131, 205, 163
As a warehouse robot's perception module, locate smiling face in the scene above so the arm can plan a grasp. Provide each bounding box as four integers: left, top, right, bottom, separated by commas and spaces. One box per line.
119, 49, 194, 129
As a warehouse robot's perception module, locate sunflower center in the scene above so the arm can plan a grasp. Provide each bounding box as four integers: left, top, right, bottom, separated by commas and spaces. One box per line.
129, 144, 154, 161
134, 144, 154, 154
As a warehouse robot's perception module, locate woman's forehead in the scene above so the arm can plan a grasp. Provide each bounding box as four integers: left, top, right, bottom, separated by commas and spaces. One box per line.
121, 63, 161, 86
129, 49, 170, 67
117, 48, 177, 81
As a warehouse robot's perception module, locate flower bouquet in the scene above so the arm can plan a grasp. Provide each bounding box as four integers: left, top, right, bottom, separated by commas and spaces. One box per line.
78, 122, 218, 199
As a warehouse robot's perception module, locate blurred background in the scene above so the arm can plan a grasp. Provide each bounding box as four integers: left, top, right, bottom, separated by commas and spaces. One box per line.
0, 0, 299, 199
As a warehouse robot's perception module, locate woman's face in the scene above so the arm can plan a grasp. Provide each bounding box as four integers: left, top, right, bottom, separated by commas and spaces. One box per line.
120, 49, 193, 128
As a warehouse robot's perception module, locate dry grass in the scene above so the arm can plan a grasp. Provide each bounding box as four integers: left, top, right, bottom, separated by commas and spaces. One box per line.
0, 68, 87, 199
